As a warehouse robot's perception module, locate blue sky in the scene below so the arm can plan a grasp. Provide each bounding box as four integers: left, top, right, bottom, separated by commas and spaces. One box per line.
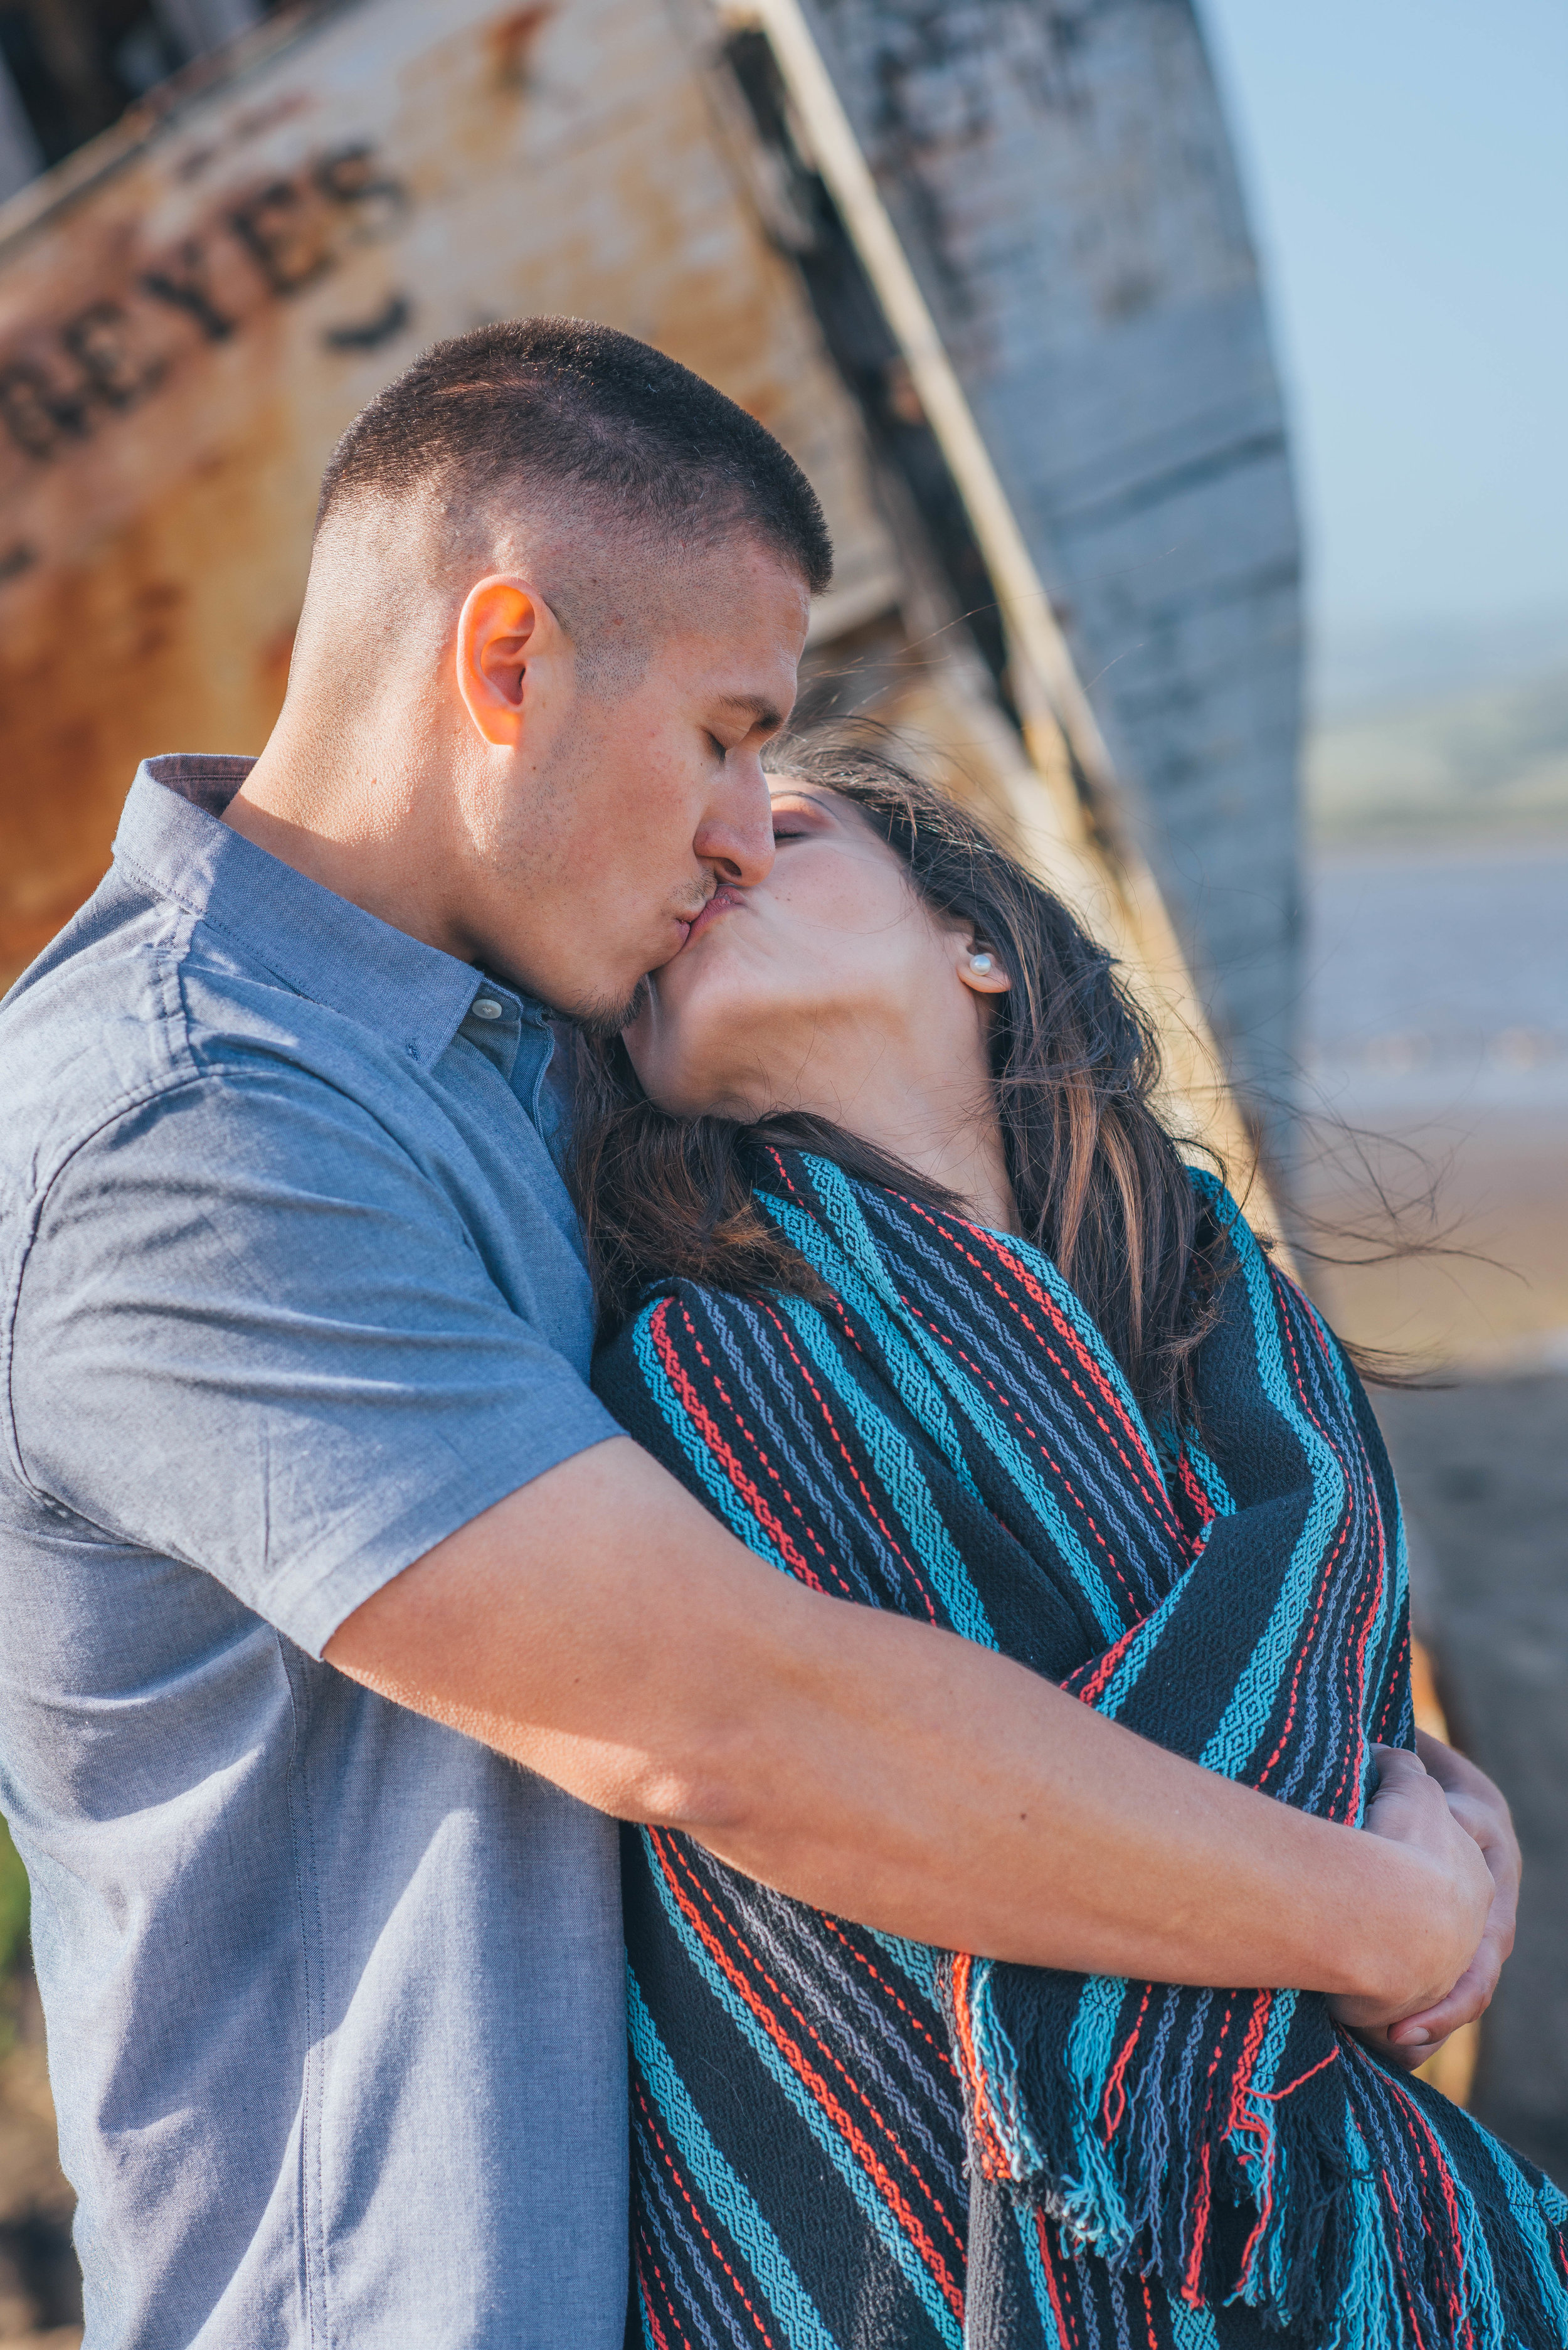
1198, 0, 1567, 649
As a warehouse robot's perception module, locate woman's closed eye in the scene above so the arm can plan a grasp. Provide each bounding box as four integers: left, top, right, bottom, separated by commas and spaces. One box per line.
768, 791, 834, 843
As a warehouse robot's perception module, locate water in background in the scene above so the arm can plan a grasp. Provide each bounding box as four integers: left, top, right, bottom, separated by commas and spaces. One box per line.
1307, 833, 1568, 1122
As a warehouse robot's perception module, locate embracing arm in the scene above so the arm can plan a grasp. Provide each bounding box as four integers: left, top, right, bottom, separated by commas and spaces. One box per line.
326, 1435, 1491, 2022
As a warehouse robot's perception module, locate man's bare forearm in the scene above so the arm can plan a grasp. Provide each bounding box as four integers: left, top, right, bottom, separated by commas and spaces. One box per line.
327, 1438, 1489, 2013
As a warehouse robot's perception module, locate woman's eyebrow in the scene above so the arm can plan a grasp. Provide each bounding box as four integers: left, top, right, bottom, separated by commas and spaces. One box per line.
767, 788, 837, 814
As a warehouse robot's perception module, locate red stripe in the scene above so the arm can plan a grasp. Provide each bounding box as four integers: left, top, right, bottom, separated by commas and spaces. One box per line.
652, 1833, 967, 2304
817, 1915, 956, 2075
916, 1315, 1152, 1617
1102, 1984, 1153, 2138
1034, 2208, 1083, 2350
950, 1951, 1011, 2177
660, 1836, 964, 2258
649, 1300, 825, 1592
634, 2075, 778, 2346
635, 2220, 687, 2350
760, 1303, 943, 1623
901, 1196, 1172, 1509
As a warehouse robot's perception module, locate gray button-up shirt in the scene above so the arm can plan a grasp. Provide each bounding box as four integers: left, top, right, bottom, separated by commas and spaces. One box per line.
0, 757, 629, 2347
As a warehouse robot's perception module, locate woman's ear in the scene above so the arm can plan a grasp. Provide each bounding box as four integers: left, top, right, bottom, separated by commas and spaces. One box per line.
956, 938, 1012, 997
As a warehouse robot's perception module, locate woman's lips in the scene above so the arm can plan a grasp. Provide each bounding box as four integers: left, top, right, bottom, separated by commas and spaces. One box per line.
682, 886, 746, 946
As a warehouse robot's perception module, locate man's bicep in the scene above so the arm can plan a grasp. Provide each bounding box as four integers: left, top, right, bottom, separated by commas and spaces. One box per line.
11, 1070, 618, 1654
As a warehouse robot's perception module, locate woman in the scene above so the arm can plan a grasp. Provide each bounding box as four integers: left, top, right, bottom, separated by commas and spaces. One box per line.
571, 735, 1567, 2350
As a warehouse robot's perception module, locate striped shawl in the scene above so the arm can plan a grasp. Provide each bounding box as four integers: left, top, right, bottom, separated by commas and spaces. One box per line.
595, 1149, 1568, 2350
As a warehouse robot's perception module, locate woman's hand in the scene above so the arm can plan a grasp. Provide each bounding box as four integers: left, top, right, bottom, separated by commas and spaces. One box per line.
1329, 1738, 1518, 2070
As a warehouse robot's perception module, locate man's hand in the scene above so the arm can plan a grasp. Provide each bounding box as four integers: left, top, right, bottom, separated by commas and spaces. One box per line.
1330, 1737, 1518, 2070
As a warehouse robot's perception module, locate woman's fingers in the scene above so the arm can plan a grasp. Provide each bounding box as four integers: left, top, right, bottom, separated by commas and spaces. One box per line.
1340, 1735, 1520, 2069
1382, 1736, 1519, 2058
1414, 1728, 1520, 1932
1351, 1925, 1502, 2071
1387, 1943, 1501, 2053
1330, 1743, 1493, 2033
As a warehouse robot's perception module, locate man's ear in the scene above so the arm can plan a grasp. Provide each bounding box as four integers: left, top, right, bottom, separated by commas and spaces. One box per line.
454, 576, 558, 748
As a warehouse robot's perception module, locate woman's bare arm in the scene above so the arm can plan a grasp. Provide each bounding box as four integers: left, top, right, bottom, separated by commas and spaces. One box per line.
326, 1436, 1492, 2018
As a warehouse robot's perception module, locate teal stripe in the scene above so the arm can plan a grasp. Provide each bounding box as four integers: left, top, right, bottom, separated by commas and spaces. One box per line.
774, 1295, 996, 1647
980, 1215, 1159, 1453
1192, 1186, 1350, 1777
1015, 2199, 1071, 2347
776, 1167, 1130, 1641
1323, 2108, 1405, 2346
628, 1970, 842, 2350
1062, 1975, 1135, 2252
1168, 2290, 1221, 2349
1087, 1570, 1204, 1723
1479, 2126, 1568, 2333
633, 1309, 795, 1575
761, 1189, 980, 1497
867, 1929, 941, 2006
1181, 1435, 1236, 1519
642, 1836, 965, 2347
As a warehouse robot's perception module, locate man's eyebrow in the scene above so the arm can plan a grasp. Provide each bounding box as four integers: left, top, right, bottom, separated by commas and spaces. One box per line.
714, 692, 787, 731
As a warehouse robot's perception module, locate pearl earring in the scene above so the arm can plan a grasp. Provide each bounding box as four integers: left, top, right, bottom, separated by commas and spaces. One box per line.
969, 953, 993, 974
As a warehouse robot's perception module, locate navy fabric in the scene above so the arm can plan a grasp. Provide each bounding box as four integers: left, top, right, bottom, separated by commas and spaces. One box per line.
0, 758, 628, 2347
596, 1149, 1568, 2350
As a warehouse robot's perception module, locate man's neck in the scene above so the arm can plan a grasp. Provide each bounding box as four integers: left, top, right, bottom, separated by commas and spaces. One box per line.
225, 735, 463, 961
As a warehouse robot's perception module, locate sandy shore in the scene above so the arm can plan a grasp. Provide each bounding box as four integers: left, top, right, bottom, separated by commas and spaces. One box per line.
1300, 832, 1568, 2183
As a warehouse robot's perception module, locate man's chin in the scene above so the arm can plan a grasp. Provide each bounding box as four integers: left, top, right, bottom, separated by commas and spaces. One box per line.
565, 976, 649, 1042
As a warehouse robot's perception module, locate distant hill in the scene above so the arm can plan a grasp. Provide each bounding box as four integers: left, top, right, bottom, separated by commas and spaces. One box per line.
1308, 656, 1568, 843
1313, 603, 1568, 723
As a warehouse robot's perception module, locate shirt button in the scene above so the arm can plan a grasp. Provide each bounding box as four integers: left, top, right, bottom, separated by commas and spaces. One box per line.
471, 997, 504, 1021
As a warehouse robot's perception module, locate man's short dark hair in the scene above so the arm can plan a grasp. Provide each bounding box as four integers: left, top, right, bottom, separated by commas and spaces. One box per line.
316, 316, 834, 594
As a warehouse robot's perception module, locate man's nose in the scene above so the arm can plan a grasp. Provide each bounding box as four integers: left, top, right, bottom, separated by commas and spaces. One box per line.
694, 750, 775, 888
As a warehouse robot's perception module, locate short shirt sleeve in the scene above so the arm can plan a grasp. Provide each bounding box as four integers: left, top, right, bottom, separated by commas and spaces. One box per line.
9, 1063, 622, 1656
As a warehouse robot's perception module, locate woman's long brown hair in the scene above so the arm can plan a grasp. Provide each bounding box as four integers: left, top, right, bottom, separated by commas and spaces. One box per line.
568, 730, 1234, 1431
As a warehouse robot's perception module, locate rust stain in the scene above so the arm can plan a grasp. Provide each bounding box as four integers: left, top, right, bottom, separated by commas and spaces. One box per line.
487, 6, 554, 89
258, 622, 297, 701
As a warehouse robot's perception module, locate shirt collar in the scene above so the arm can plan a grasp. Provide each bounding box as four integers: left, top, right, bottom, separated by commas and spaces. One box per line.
114, 755, 548, 1072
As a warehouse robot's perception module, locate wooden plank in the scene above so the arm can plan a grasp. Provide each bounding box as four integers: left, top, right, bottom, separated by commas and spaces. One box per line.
786, 0, 1305, 1140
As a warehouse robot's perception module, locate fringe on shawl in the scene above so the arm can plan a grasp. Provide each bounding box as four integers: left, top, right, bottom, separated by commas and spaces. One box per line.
945, 1908, 1568, 2350
945, 1952, 1568, 2348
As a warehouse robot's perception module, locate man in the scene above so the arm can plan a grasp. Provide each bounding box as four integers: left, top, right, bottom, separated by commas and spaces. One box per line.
0, 320, 1504, 2347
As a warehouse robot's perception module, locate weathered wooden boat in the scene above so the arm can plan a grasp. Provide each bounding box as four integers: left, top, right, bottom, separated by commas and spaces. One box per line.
0, 0, 1302, 1183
